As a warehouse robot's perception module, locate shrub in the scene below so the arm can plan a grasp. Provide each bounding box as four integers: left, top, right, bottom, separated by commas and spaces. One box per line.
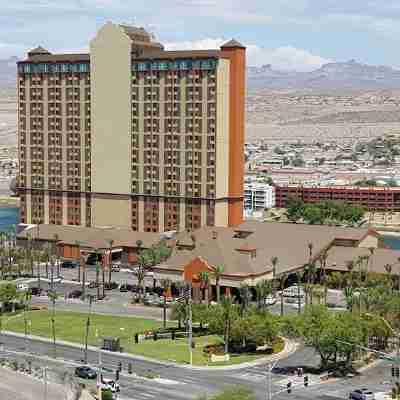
102, 389, 114, 400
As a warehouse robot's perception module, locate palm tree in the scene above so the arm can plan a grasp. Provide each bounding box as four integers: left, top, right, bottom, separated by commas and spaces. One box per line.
94, 249, 101, 299
344, 287, 355, 312
213, 265, 224, 304
74, 241, 82, 282
367, 247, 375, 286
198, 271, 210, 305
107, 239, 114, 285
271, 256, 278, 280
295, 271, 303, 314
220, 296, 234, 354
384, 263, 393, 291
134, 251, 150, 303
239, 283, 251, 316
278, 273, 287, 316
160, 279, 172, 328
346, 260, 355, 289
255, 279, 273, 309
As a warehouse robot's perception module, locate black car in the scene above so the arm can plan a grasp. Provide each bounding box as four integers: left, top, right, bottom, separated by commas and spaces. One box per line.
75, 366, 97, 379
68, 289, 83, 299
29, 287, 43, 296
61, 260, 79, 269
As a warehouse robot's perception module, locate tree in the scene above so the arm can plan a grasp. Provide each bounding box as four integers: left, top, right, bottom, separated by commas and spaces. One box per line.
134, 250, 152, 303
255, 280, 273, 309
271, 256, 278, 280
171, 302, 187, 330
213, 265, 224, 304
278, 273, 287, 316
238, 284, 252, 316
212, 297, 237, 354
198, 271, 210, 305
0, 282, 17, 332
285, 197, 304, 222
107, 239, 114, 285
160, 278, 172, 328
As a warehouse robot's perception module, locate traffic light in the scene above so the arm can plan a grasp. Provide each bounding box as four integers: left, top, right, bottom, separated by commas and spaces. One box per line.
392, 366, 400, 378
115, 369, 120, 381
287, 382, 292, 394
118, 362, 122, 372
304, 376, 309, 387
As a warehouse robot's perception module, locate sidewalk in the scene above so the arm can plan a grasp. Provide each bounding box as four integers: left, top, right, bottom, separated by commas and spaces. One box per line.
1, 330, 299, 371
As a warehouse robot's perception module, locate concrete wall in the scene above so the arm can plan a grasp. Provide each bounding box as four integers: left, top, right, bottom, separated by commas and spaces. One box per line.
90, 22, 132, 196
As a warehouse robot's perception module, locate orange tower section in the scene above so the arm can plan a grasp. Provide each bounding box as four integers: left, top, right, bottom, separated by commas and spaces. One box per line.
220, 40, 246, 226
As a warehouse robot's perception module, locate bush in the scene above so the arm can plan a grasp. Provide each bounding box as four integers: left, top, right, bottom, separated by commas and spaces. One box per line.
198, 386, 255, 400
102, 389, 114, 400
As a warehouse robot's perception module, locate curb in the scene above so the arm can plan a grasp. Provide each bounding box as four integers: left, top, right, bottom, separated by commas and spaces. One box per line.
1, 331, 299, 371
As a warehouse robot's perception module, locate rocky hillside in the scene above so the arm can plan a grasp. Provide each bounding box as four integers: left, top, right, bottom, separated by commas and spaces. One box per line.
248, 60, 400, 92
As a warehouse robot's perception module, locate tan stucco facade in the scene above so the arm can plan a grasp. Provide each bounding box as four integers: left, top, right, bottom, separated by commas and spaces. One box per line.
92, 195, 130, 228
90, 22, 132, 195
215, 58, 230, 200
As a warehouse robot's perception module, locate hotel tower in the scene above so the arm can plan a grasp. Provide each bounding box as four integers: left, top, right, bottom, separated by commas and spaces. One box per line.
17, 23, 245, 232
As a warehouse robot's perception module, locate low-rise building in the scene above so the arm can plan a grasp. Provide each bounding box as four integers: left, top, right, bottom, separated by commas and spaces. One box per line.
244, 183, 275, 211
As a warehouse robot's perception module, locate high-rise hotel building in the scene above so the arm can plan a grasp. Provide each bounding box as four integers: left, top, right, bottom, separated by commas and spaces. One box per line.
17, 23, 245, 232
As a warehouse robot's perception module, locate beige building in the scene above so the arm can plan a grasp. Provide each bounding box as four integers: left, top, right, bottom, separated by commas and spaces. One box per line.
17, 23, 246, 232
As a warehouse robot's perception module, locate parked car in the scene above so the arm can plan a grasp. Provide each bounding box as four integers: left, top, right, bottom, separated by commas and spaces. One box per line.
111, 264, 121, 272
17, 283, 29, 291
282, 285, 305, 298
349, 389, 375, 400
104, 282, 118, 290
101, 377, 120, 393
75, 366, 97, 379
264, 295, 277, 306
61, 260, 79, 269
68, 289, 83, 299
119, 284, 129, 292
30, 287, 43, 296
88, 281, 99, 289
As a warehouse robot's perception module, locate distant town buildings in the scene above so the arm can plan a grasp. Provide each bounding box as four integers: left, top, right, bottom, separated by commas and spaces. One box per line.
16, 23, 246, 232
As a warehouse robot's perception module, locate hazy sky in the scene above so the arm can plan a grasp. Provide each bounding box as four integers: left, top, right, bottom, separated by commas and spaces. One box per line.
1, 0, 400, 71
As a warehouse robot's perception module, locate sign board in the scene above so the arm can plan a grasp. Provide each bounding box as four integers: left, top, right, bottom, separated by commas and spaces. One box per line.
210, 354, 230, 363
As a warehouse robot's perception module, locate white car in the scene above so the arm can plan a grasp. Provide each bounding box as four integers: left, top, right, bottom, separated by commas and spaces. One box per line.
349, 388, 375, 400
282, 285, 305, 298
264, 295, 277, 306
100, 378, 120, 393
17, 283, 29, 291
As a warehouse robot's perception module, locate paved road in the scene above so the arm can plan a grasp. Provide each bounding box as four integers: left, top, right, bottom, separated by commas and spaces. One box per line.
0, 332, 394, 400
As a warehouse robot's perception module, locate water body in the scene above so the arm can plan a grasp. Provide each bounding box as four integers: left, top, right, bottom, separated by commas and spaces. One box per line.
382, 235, 400, 250
0, 207, 19, 232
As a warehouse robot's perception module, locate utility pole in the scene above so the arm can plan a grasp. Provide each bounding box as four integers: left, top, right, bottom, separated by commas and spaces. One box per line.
84, 295, 93, 364
43, 366, 48, 400
96, 329, 102, 400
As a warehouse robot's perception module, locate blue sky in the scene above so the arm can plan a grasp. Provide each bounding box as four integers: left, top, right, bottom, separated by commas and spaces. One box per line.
1, 0, 400, 71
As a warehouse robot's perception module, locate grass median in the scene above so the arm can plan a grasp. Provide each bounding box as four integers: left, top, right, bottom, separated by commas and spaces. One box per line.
4, 310, 278, 366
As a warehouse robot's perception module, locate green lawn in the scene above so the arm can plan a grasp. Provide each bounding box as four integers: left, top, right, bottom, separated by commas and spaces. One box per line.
4, 311, 276, 366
